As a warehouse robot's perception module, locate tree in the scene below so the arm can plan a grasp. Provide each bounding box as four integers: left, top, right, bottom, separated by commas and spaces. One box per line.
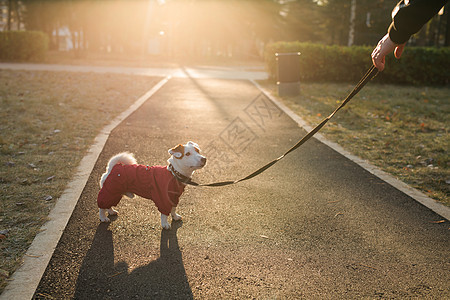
320, 0, 395, 45
4, 0, 22, 31
21, 0, 63, 50
277, 0, 325, 43
14, 0, 447, 59
348, 0, 356, 46
445, 4, 450, 46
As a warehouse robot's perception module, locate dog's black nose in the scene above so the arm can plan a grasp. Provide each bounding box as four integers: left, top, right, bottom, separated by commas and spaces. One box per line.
201, 157, 207, 164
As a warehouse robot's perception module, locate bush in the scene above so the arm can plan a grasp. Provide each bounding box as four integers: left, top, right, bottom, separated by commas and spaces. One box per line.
0, 31, 48, 62
265, 41, 449, 85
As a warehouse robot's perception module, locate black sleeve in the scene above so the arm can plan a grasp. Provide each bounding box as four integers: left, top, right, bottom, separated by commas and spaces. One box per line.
388, 0, 449, 44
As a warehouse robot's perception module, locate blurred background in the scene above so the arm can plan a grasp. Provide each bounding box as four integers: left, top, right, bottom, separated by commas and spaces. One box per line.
1, 0, 449, 61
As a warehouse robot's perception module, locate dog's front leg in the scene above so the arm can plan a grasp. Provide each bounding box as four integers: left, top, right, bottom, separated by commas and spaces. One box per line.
171, 207, 182, 221
161, 214, 171, 230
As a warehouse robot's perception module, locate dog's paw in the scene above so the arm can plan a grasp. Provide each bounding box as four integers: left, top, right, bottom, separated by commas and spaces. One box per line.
172, 213, 182, 221
161, 221, 171, 230
100, 216, 111, 223
107, 208, 118, 216
99, 209, 111, 223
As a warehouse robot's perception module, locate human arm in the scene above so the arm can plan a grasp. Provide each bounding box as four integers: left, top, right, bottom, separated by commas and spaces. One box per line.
388, 0, 448, 44
372, 0, 448, 71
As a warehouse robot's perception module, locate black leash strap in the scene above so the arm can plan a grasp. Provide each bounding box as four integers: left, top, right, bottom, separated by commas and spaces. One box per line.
187, 65, 379, 187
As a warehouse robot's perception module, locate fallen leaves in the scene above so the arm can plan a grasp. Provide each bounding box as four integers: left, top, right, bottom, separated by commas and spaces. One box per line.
25, 254, 42, 258
0, 230, 8, 241
0, 269, 9, 278
5, 161, 15, 167
107, 271, 125, 278
429, 220, 445, 224
327, 200, 340, 204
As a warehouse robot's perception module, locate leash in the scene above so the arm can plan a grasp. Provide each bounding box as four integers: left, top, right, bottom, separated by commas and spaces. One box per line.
185, 65, 379, 187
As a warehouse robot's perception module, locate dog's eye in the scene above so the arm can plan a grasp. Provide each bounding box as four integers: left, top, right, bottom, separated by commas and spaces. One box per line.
185, 152, 191, 156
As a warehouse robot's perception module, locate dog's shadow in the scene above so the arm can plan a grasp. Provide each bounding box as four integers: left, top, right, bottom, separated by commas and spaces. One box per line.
74, 221, 193, 299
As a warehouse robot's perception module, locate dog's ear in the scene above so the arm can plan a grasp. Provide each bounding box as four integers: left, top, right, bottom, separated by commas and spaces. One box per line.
169, 144, 184, 159
187, 141, 200, 152
187, 141, 199, 148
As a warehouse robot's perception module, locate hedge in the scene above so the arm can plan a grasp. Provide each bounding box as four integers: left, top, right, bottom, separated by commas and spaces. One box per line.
265, 41, 449, 86
0, 31, 48, 62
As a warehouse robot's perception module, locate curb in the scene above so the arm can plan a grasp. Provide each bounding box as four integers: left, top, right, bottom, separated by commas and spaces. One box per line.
0, 77, 171, 300
251, 80, 450, 222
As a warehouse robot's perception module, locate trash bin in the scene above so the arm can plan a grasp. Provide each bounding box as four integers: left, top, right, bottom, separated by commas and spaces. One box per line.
276, 52, 301, 97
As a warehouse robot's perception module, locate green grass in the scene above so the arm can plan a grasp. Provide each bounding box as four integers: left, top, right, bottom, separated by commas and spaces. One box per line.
264, 81, 449, 206
0, 70, 160, 293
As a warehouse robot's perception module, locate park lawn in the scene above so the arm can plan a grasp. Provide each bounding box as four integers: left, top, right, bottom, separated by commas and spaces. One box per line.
0, 70, 160, 293
263, 81, 449, 207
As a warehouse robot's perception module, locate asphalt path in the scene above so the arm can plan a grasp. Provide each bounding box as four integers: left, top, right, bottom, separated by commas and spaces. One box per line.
33, 78, 449, 299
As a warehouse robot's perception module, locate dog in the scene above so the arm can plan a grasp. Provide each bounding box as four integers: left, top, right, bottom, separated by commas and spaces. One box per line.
97, 141, 206, 229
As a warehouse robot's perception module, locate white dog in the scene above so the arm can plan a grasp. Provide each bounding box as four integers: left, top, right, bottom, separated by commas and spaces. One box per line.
97, 141, 206, 229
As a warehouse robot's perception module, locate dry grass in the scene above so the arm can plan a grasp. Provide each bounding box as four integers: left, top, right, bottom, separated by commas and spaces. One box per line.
265, 81, 449, 206
0, 70, 160, 293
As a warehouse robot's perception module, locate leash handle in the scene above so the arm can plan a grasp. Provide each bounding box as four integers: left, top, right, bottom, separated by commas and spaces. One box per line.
188, 65, 378, 187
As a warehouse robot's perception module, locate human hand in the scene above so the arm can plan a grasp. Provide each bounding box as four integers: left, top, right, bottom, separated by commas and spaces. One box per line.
371, 33, 405, 71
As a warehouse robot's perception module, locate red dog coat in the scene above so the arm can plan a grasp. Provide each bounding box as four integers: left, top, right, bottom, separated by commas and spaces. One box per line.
97, 164, 185, 215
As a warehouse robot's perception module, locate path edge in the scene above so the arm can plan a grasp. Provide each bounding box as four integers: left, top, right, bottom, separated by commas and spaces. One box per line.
0, 77, 170, 300
251, 80, 450, 221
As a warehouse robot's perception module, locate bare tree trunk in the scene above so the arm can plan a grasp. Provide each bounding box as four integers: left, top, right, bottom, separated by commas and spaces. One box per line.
427, 17, 439, 46
348, 0, 356, 46
7, 0, 12, 31
14, 0, 21, 30
435, 12, 443, 46
445, 4, 450, 46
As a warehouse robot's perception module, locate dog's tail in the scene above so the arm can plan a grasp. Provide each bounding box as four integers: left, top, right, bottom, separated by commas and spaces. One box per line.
100, 152, 137, 188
